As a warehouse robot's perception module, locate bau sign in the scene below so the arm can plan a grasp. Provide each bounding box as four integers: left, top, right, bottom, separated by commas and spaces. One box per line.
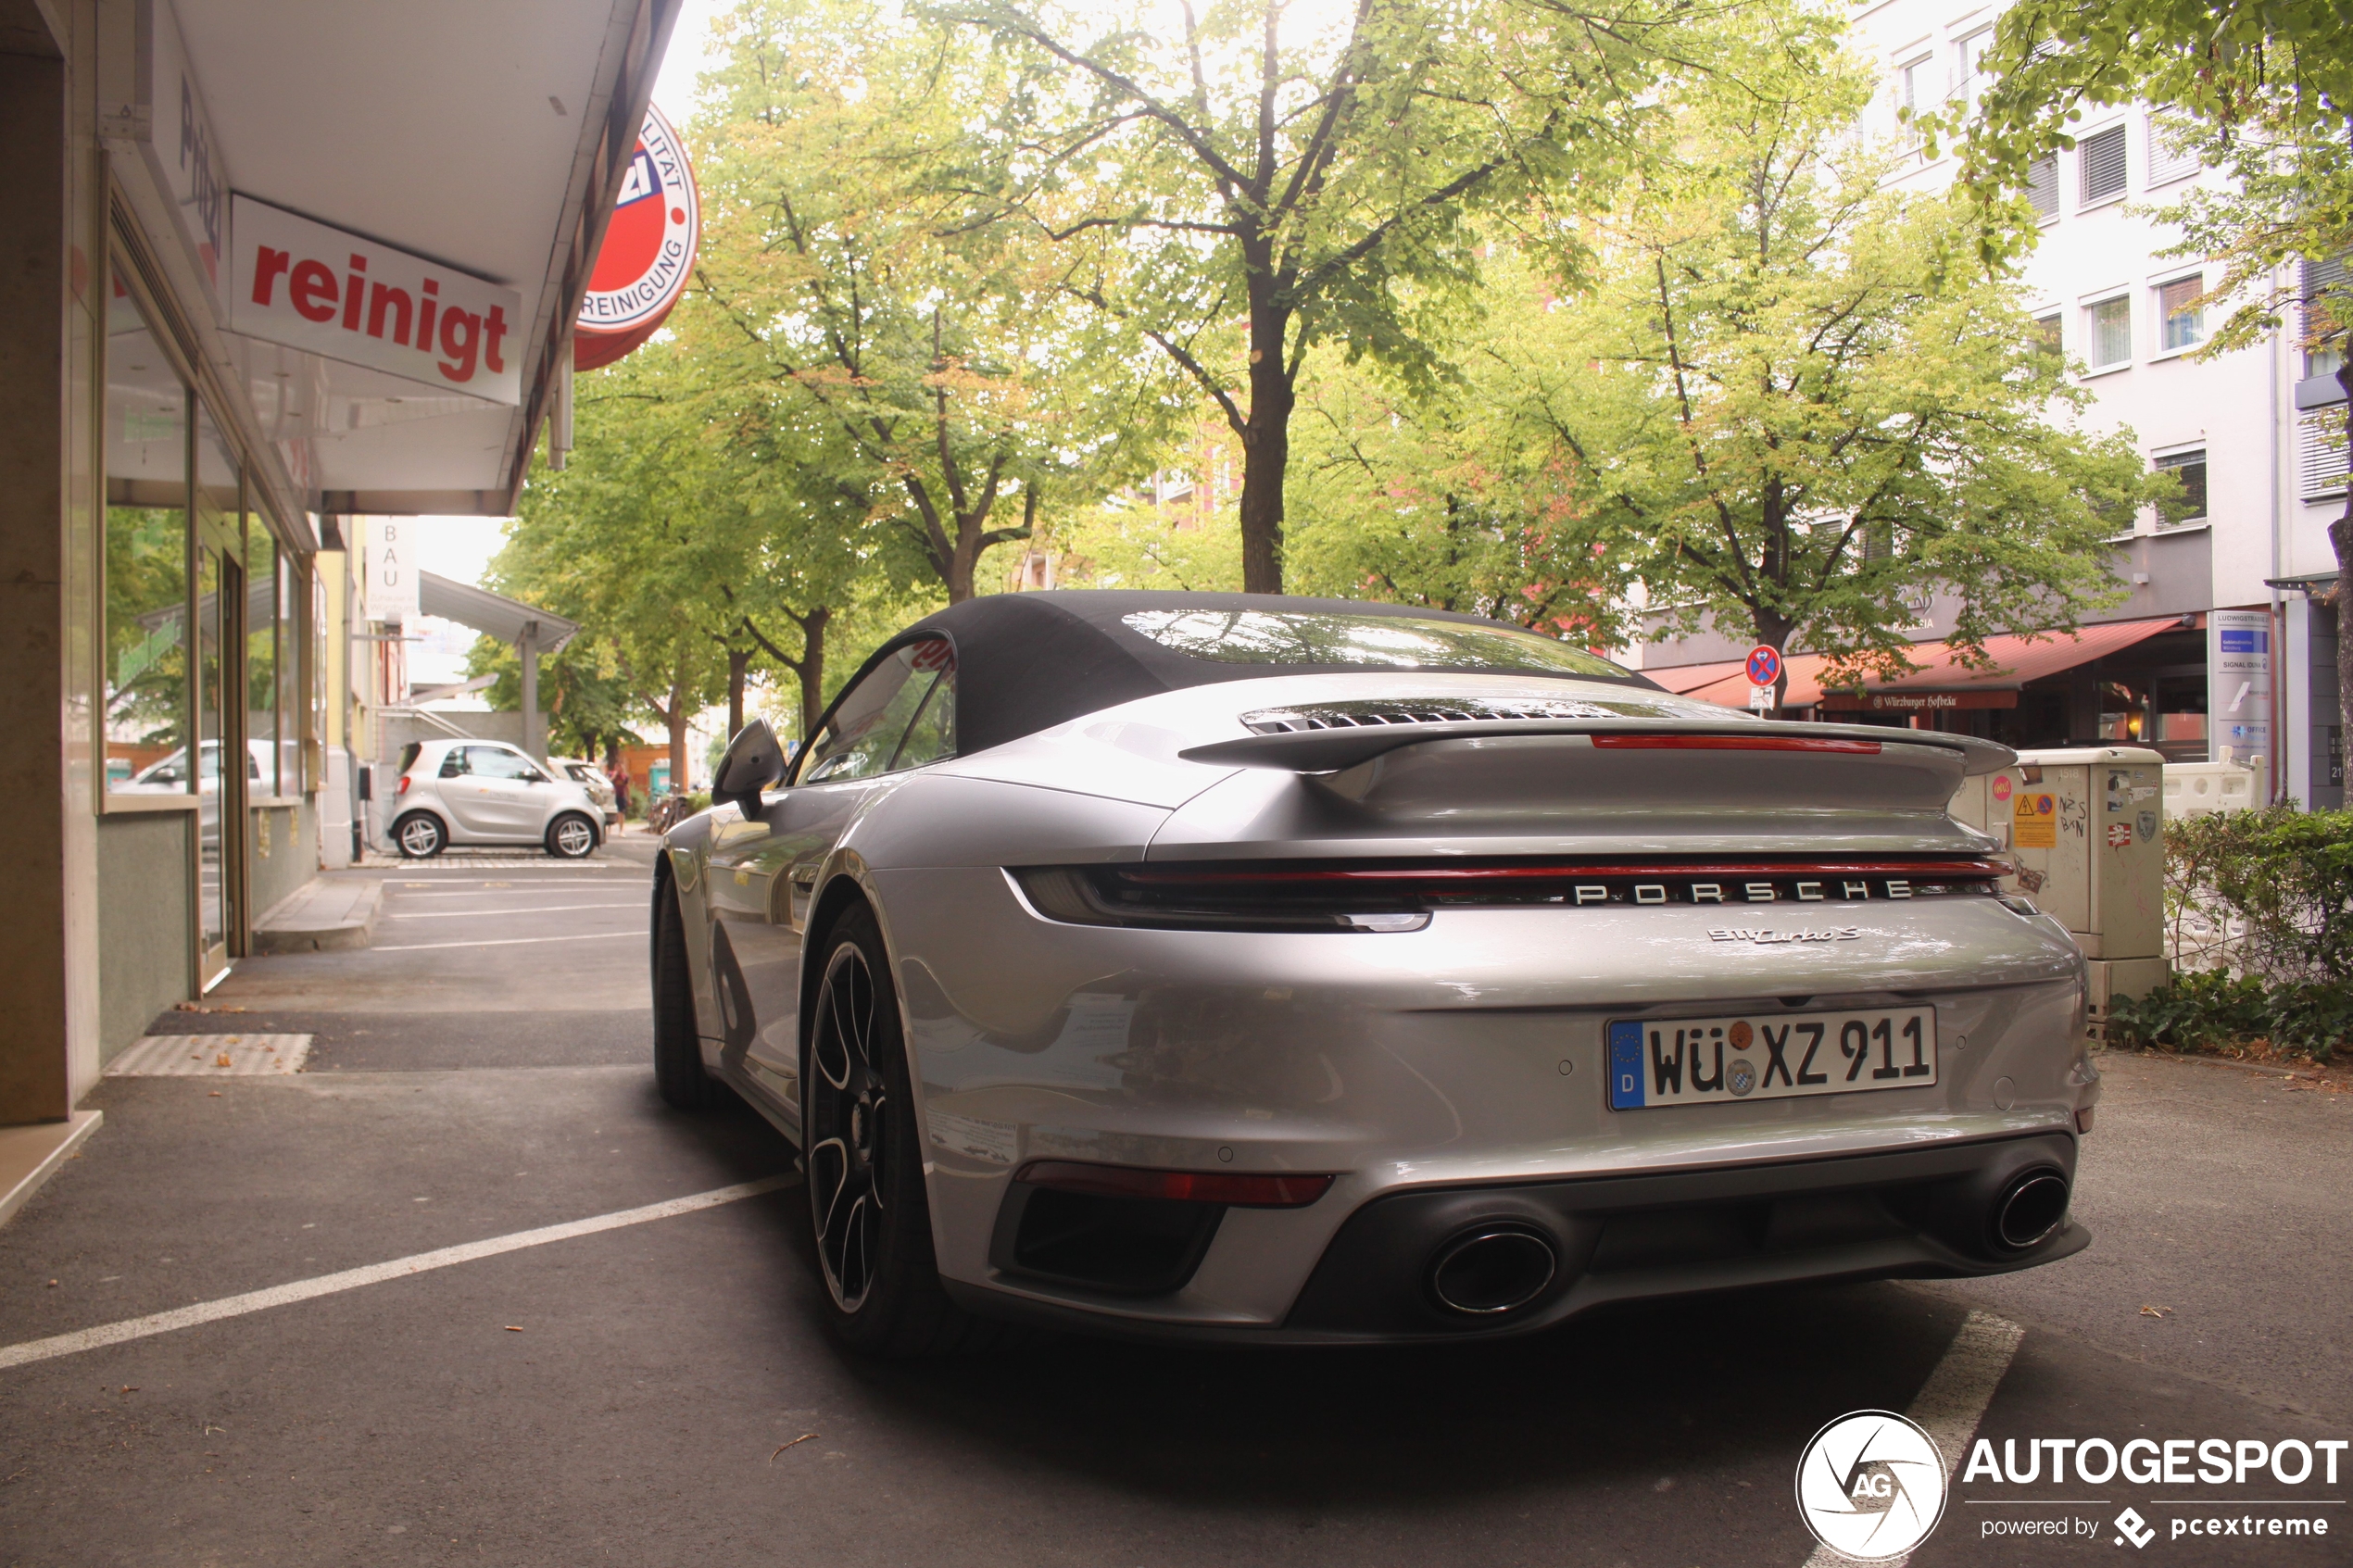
229, 196, 522, 405
575, 104, 699, 372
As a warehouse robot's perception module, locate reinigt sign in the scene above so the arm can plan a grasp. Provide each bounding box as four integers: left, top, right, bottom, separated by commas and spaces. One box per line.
228, 196, 523, 405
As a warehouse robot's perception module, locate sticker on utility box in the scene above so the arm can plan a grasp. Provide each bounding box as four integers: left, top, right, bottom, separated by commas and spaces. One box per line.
2013, 792, 2057, 848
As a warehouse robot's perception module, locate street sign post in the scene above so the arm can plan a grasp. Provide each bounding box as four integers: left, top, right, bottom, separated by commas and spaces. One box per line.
1744, 645, 1783, 713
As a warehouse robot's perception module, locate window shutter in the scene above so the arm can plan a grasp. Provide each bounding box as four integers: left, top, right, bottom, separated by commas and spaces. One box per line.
2145, 121, 2198, 186
2079, 126, 2128, 203
2026, 156, 2058, 218
2298, 411, 2349, 500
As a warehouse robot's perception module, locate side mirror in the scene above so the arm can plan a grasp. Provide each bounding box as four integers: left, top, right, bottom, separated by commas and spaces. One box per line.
711, 718, 787, 814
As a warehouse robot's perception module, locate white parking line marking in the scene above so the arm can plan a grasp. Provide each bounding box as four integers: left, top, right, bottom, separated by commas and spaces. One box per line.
1800, 1309, 2024, 1568
0, 1174, 795, 1373
106, 1035, 313, 1076
385, 885, 647, 897
388, 903, 643, 920
371, 931, 644, 953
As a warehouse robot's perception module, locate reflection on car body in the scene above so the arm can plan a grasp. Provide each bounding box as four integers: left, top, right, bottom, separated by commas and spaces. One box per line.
649, 592, 2095, 1356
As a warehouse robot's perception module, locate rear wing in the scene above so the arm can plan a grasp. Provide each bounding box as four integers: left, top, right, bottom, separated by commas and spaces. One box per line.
1177, 718, 2014, 777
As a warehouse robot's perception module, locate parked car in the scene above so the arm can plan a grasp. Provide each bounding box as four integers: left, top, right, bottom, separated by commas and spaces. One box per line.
651, 592, 2093, 1357
118, 739, 275, 793
387, 739, 604, 859
550, 757, 622, 828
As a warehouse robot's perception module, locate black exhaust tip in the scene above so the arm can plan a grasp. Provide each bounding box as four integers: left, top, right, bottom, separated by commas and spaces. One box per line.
1992, 1170, 2070, 1252
1428, 1226, 1558, 1315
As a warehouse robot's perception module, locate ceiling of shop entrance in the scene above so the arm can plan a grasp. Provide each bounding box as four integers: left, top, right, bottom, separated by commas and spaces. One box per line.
162, 0, 668, 516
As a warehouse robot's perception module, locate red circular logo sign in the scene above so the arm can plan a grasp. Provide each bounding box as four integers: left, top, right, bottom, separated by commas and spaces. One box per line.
1992, 775, 2013, 802
577, 104, 698, 358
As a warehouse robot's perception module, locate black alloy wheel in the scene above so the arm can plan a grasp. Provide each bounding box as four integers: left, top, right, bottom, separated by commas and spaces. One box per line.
800, 905, 999, 1356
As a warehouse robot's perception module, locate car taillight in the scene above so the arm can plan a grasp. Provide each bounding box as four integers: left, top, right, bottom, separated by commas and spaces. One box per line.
1012, 856, 2006, 932
396, 774, 411, 796
1014, 1160, 1331, 1209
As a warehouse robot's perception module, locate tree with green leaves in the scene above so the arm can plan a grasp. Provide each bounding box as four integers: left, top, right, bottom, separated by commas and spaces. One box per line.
1284, 261, 1612, 635
1397, 33, 2161, 694
1948, 2, 2353, 741
943, 0, 1702, 593
688, 0, 1175, 605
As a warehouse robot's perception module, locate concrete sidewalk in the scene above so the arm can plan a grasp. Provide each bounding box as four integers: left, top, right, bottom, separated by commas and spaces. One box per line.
251, 876, 383, 953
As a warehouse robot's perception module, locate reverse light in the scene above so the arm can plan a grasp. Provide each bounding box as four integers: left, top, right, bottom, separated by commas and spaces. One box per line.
1015, 1160, 1332, 1209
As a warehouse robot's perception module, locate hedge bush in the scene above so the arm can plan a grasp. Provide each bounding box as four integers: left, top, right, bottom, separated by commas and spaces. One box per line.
2112, 806, 2353, 1062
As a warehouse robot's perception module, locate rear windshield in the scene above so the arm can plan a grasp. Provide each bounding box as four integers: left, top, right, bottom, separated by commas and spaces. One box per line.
1121, 609, 1634, 679
397, 742, 422, 775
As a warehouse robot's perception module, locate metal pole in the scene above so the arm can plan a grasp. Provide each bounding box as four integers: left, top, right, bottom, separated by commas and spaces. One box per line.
520, 621, 542, 760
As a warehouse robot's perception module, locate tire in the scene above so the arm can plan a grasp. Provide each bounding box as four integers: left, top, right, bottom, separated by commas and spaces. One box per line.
393, 811, 446, 859
547, 811, 598, 859
653, 878, 728, 1111
802, 904, 997, 1357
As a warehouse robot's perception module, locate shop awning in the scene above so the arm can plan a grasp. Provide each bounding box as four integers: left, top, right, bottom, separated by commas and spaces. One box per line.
420, 572, 581, 653
1661, 617, 2187, 709
109, 0, 681, 525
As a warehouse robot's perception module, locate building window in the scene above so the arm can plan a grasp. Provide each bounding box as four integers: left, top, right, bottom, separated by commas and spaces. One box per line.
104, 274, 192, 797
1898, 55, 1932, 117
1954, 31, 1993, 107
2146, 120, 2199, 186
2026, 155, 2059, 220
2303, 256, 2347, 381
2154, 449, 2207, 526
2079, 124, 2129, 205
2085, 295, 2132, 370
2157, 276, 2205, 352
2032, 311, 2063, 358
2299, 413, 2348, 499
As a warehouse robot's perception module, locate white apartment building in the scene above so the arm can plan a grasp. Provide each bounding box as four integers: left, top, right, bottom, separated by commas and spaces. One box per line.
1635, 0, 2344, 809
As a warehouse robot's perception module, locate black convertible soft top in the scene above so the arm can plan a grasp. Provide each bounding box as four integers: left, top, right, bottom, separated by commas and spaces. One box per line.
877, 591, 1663, 758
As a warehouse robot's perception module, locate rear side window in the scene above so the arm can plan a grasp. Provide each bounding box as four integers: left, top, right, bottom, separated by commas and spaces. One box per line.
797, 637, 956, 784
437, 747, 468, 778
1120, 609, 1633, 679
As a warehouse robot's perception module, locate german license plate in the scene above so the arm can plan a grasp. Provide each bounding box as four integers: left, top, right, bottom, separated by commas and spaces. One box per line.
1606, 1008, 1937, 1110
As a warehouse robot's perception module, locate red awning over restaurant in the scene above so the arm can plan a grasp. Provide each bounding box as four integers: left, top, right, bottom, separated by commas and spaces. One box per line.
1661, 617, 2188, 709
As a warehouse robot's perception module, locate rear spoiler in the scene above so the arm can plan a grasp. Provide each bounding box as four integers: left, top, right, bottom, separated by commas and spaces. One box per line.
1176, 719, 2015, 776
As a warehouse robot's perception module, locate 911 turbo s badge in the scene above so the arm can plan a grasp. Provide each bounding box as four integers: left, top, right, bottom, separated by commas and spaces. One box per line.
1708, 927, 1864, 944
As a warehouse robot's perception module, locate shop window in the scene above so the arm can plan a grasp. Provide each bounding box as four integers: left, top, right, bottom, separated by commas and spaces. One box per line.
247, 526, 280, 797
2084, 295, 2132, 370
2154, 449, 2207, 526
2079, 125, 2128, 205
103, 279, 191, 797
2156, 674, 2208, 756
2026, 155, 2059, 220
2157, 276, 2205, 352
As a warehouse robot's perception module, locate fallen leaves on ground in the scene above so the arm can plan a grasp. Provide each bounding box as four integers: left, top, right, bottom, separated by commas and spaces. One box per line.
2141, 1305, 2172, 1318
771, 1435, 818, 1460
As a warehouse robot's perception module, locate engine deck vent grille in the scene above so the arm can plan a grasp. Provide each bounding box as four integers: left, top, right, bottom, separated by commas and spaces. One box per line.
1239, 696, 1680, 734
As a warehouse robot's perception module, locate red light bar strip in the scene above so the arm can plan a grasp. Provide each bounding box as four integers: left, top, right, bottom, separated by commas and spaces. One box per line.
1589, 734, 1882, 754
1119, 860, 2006, 885
1015, 1160, 1333, 1209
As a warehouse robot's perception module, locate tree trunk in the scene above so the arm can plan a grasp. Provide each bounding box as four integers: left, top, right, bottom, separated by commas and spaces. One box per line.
798, 607, 829, 742
726, 646, 750, 739
1237, 309, 1295, 595
667, 682, 690, 797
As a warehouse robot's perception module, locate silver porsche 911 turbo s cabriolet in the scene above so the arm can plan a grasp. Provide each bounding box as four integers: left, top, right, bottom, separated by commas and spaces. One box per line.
650, 592, 2095, 1356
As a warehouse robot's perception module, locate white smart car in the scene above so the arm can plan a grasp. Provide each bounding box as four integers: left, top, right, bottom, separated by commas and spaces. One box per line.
388, 738, 605, 859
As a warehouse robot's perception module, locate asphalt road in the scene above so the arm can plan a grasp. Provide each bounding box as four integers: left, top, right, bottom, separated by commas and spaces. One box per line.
3, 841, 2347, 1566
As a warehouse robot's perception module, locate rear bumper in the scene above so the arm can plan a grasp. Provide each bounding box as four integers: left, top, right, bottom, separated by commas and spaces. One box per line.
948, 1131, 2084, 1345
